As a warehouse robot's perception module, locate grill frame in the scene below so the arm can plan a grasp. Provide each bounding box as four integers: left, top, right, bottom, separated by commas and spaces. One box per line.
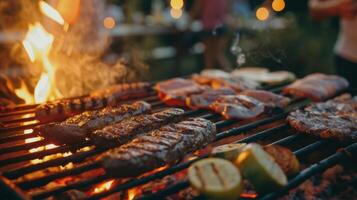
0, 84, 356, 200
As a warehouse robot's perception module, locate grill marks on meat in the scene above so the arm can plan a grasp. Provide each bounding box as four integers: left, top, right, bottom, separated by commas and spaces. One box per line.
99, 118, 216, 177
35, 101, 151, 144
240, 90, 291, 108
35, 82, 151, 123
155, 78, 206, 106
287, 94, 357, 141
210, 95, 265, 119
191, 74, 260, 92
283, 73, 349, 101
186, 88, 236, 109
91, 108, 185, 148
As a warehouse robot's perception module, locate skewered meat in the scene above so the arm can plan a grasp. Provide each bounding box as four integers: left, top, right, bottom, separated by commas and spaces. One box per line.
283, 73, 349, 101
90, 82, 151, 105
240, 90, 291, 108
155, 78, 206, 106
191, 74, 260, 92
35, 82, 151, 123
35, 101, 151, 144
91, 108, 185, 148
99, 118, 216, 177
232, 67, 296, 85
186, 87, 236, 109
287, 94, 357, 141
210, 95, 265, 119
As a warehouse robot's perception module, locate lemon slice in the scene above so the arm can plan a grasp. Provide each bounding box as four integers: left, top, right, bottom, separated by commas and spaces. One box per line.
211, 143, 246, 161
263, 145, 300, 176
235, 143, 287, 194
188, 158, 243, 200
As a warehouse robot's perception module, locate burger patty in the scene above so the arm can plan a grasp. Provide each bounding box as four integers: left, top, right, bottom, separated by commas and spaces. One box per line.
287, 94, 357, 141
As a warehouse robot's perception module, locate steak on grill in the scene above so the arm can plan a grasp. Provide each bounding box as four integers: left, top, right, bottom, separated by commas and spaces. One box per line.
155, 78, 206, 106
210, 95, 265, 119
35, 101, 151, 144
186, 87, 236, 109
35, 82, 151, 123
283, 73, 349, 101
240, 90, 291, 108
287, 94, 357, 141
99, 117, 216, 177
91, 108, 185, 148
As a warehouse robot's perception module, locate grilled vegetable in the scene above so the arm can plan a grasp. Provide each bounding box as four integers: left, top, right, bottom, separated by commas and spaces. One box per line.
235, 143, 287, 194
188, 158, 243, 200
263, 145, 300, 176
211, 143, 246, 161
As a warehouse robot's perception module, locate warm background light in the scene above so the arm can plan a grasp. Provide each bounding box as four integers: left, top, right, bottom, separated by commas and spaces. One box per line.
256, 7, 270, 21
103, 17, 116, 29
170, 8, 183, 19
272, 0, 285, 12
170, 0, 184, 10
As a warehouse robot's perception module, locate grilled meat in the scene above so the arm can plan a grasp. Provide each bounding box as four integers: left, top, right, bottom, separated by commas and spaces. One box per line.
99, 118, 216, 177
35, 101, 151, 144
240, 90, 291, 108
283, 73, 349, 101
191, 74, 260, 92
155, 78, 206, 106
35, 82, 151, 123
287, 94, 357, 141
90, 82, 151, 105
186, 87, 236, 109
210, 95, 265, 119
91, 108, 185, 148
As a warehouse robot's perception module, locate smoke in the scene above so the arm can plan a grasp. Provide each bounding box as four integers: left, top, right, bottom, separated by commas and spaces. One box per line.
0, 0, 148, 102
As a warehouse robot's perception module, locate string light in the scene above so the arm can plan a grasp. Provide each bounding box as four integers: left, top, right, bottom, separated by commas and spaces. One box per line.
272, 0, 285, 12
103, 17, 116, 29
170, 8, 183, 19
170, 0, 184, 10
256, 7, 270, 21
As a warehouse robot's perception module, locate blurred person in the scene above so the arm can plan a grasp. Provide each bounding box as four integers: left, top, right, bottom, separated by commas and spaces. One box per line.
191, 0, 233, 71
309, 0, 357, 88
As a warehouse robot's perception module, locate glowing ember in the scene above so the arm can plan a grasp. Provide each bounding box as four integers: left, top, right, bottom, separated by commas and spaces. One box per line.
93, 180, 115, 194
39, 0, 65, 25
128, 188, 140, 200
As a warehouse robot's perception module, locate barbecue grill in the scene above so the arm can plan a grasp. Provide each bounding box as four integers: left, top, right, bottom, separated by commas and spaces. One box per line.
0, 82, 356, 200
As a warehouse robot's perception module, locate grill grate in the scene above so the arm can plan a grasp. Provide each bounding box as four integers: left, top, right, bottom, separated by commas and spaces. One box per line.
0, 85, 356, 200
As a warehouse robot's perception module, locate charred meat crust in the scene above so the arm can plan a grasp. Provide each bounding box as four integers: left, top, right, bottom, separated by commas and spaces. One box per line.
35, 101, 151, 144
99, 118, 216, 177
91, 108, 185, 148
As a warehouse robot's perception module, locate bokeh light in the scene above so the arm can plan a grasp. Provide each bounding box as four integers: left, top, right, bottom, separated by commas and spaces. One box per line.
170, 0, 184, 10
103, 17, 116, 29
272, 0, 285, 12
170, 8, 183, 19
256, 7, 270, 21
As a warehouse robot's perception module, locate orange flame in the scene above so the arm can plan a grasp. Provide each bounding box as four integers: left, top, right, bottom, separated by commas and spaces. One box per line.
93, 180, 115, 194
14, 81, 35, 104
128, 188, 141, 200
39, 0, 65, 25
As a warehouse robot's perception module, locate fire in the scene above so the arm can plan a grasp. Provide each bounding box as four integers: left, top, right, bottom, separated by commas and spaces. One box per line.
93, 180, 115, 194
128, 188, 140, 200
17, 1, 66, 104
14, 80, 35, 104
39, 1, 65, 25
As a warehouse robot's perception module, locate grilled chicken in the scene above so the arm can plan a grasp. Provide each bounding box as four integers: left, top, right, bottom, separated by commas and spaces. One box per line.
191, 74, 260, 92
35, 101, 151, 144
283, 73, 349, 101
287, 94, 357, 141
240, 90, 291, 108
210, 95, 265, 119
99, 118, 216, 177
186, 87, 236, 109
35, 82, 151, 123
155, 78, 206, 106
91, 108, 185, 148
